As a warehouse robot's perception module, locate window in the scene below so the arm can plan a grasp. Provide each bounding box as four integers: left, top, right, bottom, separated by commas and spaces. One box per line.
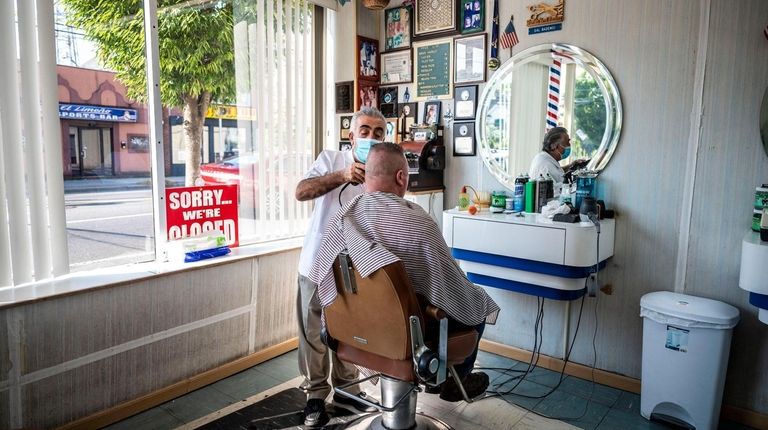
1, 0, 319, 287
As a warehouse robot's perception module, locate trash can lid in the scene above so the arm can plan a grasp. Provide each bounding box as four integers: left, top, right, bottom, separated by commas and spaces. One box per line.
640, 291, 740, 327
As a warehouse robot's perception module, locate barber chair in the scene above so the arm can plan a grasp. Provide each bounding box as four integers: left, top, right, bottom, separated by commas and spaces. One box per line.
322, 252, 480, 430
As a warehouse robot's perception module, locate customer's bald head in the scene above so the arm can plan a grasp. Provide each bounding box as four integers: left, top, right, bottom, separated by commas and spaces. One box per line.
365, 142, 409, 197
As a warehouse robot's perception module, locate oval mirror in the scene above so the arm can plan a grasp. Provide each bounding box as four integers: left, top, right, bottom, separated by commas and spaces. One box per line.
477, 43, 622, 191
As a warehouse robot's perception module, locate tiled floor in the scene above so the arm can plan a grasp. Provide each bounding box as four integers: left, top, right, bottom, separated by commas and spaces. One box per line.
105, 350, 757, 430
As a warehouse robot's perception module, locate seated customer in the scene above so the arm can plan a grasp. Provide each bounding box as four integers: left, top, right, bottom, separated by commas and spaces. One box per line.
309, 142, 500, 401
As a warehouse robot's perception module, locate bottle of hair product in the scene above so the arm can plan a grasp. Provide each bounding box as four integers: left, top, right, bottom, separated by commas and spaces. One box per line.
514, 175, 526, 212
525, 179, 535, 213
536, 174, 549, 213
458, 186, 470, 211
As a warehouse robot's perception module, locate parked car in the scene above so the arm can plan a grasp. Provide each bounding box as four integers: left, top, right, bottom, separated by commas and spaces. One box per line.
200, 153, 312, 217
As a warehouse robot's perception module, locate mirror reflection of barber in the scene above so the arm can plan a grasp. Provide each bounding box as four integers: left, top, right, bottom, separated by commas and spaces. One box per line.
528, 127, 587, 195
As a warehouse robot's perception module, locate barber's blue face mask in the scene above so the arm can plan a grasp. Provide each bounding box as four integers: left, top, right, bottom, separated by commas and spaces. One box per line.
561, 146, 571, 159
354, 138, 380, 163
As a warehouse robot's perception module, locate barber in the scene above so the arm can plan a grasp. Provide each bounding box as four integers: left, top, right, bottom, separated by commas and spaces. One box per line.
528, 126, 586, 193
294, 107, 385, 427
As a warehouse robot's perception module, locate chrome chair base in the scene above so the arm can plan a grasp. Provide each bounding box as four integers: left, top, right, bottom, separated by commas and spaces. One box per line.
341, 412, 453, 430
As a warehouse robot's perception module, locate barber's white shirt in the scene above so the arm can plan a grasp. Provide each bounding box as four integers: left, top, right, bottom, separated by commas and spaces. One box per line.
298, 150, 363, 276
529, 151, 564, 191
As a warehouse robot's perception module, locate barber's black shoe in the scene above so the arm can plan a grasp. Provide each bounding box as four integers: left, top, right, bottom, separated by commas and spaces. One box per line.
332, 392, 377, 413
303, 398, 329, 427
439, 372, 490, 402
424, 384, 442, 394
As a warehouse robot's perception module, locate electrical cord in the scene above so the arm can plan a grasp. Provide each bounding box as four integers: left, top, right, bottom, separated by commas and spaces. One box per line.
338, 182, 354, 206
477, 226, 605, 422
483, 283, 596, 421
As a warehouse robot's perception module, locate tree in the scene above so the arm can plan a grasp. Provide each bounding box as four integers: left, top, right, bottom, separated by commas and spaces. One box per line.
571, 71, 606, 158
61, 0, 235, 185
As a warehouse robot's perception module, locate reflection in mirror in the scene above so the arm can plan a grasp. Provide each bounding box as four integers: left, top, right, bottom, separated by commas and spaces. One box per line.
761, 87, 768, 156
477, 44, 622, 191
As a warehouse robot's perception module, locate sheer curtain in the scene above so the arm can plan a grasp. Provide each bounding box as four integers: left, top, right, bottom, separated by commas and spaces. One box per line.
233, 0, 314, 243
0, 0, 69, 286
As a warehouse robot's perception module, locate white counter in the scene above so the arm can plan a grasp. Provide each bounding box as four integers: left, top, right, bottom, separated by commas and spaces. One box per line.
739, 230, 768, 324
443, 209, 615, 300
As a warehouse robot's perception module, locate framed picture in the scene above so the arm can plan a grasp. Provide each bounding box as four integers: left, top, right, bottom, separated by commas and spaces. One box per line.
414, 0, 457, 38
454, 85, 478, 120
399, 102, 418, 140
459, 0, 484, 34
379, 86, 399, 118
339, 141, 353, 152
385, 118, 400, 142
453, 121, 476, 156
357, 36, 379, 81
423, 101, 442, 125
357, 81, 379, 110
340, 116, 352, 141
454, 33, 486, 84
384, 5, 412, 51
413, 38, 453, 101
335, 81, 354, 113
127, 134, 149, 153
381, 50, 413, 85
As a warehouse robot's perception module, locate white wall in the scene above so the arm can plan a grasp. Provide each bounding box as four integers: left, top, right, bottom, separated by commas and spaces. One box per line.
352, 0, 768, 416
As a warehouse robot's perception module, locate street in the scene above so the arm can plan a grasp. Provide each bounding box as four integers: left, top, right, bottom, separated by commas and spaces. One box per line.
66, 190, 155, 271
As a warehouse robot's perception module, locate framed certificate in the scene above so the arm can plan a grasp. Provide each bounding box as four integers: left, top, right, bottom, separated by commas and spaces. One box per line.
453, 85, 477, 120
454, 34, 486, 84
414, 0, 457, 38
381, 50, 413, 85
453, 121, 476, 156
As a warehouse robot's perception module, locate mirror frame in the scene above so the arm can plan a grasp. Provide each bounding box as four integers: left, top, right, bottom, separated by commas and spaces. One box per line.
476, 43, 623, 190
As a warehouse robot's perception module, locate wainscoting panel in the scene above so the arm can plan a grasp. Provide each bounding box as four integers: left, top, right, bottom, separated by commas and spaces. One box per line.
253, 250, 300, 351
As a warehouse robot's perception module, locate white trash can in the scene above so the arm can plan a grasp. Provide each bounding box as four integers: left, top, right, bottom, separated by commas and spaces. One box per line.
639, 292, 739, 430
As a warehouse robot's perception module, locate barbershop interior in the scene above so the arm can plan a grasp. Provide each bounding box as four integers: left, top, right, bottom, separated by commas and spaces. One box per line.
2, 0, 768, 429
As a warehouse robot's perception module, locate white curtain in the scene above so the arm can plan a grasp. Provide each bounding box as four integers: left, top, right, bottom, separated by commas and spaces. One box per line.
0, 0, 69, 286
233, 0, 314, 243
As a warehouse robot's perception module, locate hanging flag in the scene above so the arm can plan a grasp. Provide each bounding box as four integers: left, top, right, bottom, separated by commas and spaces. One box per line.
488, 0, 500, 69
500, 16, 519, 50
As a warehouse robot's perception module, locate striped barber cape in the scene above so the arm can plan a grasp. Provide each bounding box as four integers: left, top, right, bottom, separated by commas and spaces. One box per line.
308, 192, 500, 326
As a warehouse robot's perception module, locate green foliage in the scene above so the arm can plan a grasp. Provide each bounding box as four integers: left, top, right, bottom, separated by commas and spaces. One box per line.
571, 71, 606, 157
61, 0, 235, 108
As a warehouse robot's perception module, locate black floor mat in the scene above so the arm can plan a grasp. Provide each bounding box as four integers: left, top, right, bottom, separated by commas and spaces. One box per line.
198, 388, 361, 430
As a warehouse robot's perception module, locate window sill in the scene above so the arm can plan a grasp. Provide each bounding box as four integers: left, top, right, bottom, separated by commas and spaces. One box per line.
0, 237, 304, 309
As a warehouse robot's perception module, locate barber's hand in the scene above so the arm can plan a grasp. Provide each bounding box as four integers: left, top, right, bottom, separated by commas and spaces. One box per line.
565, 158, 590, 173
343, 162, 365, 184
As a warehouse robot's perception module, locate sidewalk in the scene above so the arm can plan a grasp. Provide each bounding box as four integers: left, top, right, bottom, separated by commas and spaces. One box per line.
64, 176, 185, 194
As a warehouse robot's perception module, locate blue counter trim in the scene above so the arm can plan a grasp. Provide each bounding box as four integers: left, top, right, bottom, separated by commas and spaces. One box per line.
749, 292, 768, 309
467, 272, 587, 301
452, 248, 606, 278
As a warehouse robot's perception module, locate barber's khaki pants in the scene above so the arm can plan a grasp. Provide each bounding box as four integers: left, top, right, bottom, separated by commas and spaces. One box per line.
296, 274, 359, 400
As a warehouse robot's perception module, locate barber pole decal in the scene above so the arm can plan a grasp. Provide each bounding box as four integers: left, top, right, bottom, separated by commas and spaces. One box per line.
546, 57, 561, 130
